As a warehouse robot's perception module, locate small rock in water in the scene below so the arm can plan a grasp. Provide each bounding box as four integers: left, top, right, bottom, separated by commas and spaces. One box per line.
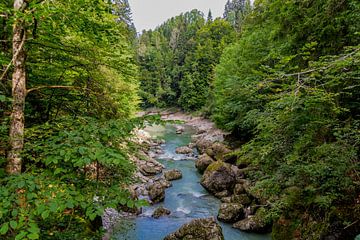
175, 146, 193, 154
164, 217, 224, 240
164, 169, 182, 181
152, 207, 171, 219
147, 182, 166, 203
175, 125, 185, 134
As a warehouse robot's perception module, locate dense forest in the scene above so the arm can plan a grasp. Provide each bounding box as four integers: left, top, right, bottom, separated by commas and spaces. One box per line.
0, 0, 359, 239
138, 0, 360, 239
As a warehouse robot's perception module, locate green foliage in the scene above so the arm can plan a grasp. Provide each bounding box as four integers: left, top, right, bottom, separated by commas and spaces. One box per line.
0, 115, 149, 239
211, 0, 360, 238
1, 0, 142, 239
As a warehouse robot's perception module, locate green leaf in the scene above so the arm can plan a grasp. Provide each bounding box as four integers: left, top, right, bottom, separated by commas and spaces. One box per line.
12, 209, 18, 217
15, 231, 27, 240
0, 223, 9, 235
49, 202, 58, 213
10, 220, 17, 230
27, 233, 40, 240
41, 210, 50, 219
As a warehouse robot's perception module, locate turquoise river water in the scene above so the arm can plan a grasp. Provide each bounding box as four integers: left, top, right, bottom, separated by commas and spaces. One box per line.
113, 124, 271, 240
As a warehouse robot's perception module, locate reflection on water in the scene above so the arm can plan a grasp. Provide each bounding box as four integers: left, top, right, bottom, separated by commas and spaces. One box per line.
114, 124, 271, 240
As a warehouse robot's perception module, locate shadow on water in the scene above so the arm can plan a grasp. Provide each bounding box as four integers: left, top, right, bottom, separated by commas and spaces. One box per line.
113, 124, 271, 240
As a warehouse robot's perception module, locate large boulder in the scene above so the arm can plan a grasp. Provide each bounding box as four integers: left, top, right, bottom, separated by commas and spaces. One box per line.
154, 176, 172, 188
206, 142, 231, 161
217, 203, 244, 223
194, 138, 213, 154
164, 217, 224, 240
233, 208, 271, 233
152, 207, 171, 219
147, 182, 165, 203
140, 164, 162, 176
175, 146, 193, 154
200, 162, 236, 194
195, 154, 215, 173
164, 169, 182, 181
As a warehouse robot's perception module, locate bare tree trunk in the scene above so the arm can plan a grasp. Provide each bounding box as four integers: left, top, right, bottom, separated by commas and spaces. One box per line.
6, 0, 27, 175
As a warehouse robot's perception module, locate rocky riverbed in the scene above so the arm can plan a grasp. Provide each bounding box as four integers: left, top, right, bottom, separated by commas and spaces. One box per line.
106, 110, 271, 240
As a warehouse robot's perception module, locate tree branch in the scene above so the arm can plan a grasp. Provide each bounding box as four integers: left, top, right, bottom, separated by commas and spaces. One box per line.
26, 85, 83, 95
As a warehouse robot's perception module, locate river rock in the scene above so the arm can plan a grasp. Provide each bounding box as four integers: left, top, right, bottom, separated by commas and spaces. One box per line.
233, 208, 271, 233
206, 142, 231, 161
200, 161, 236, 194
147, 182, 165, 203
194, 138, 213, 154
152, 207, 171, 219
175, 146, 193, 154
164, 217, 224, 240
140, 164, 162, 176
164, 169, 182, 181
154, 176, 172, 188
175, 125, 185, 134
214, 190, 231, 198
217, 203, 244, 223
195, 154, 215, 173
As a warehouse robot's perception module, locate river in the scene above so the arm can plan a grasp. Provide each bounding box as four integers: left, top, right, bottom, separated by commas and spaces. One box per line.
113, 124, 271, 240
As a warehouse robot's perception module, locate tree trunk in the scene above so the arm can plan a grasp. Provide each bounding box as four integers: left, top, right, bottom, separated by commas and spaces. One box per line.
6, 0, 27, 175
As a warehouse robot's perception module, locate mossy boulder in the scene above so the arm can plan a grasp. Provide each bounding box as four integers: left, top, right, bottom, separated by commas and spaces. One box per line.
164, 169, 182, 181
217, 203, 244, 223
195, 154, 215, 173
200, 161, 236, 194
164, 217, 224, 240
233, 207, 272, 233
206, 142, 231, 161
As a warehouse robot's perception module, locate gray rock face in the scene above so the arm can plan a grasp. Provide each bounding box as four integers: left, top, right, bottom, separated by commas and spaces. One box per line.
200, 162, 236, 194
195, 154, 215, 173
217, 203, 244, 223
175, 146, 193, 154
164, 217, 224, 240
164, 169, 183, 181
147, 182, 165, 203
152, 207, 171, 219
